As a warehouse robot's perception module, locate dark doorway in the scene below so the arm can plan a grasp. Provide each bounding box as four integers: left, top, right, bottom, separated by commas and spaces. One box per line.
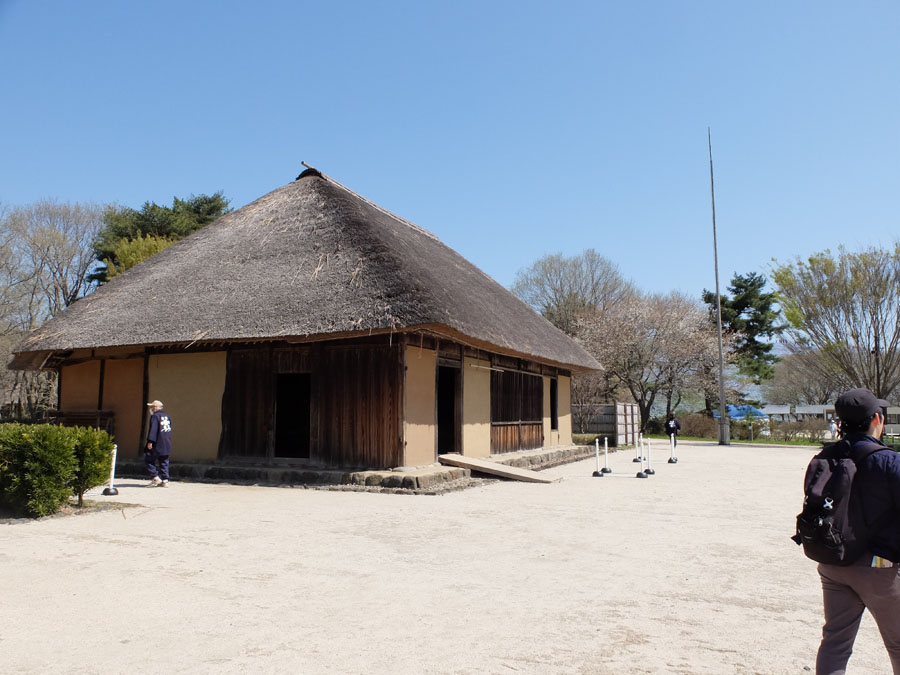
550, 378, 559, 431
437, 365, 460, 454
275, 373, 311, 459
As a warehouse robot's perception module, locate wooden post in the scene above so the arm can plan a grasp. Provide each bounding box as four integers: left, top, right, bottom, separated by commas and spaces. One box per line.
138, 353, 149, 456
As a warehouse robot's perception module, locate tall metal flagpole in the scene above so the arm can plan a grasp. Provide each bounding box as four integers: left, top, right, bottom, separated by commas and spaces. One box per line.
708, 128, 730, 445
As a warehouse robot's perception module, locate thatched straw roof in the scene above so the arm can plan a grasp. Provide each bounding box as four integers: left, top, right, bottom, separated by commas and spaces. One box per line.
10, 169, 599, 372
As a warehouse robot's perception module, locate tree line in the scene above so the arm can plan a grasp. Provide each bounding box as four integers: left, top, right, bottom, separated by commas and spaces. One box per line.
0, 194, 230, 419
512, 244, 900, 432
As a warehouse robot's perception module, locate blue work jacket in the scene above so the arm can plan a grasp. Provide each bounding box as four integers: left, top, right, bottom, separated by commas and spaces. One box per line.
851, 434, 900, 562
147, 410, 173, 456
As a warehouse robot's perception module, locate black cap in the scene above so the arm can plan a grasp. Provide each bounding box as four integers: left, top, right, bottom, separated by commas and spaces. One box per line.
834, 388, 890, 425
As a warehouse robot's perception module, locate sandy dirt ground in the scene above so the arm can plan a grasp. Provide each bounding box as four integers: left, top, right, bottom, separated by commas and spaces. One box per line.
0, 441, 893, 674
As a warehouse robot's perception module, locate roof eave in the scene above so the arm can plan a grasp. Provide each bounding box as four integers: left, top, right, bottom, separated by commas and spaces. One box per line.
10, 323, 601, 374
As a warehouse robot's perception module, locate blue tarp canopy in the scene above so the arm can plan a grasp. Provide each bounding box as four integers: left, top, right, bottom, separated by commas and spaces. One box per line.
712, 404, 768, 419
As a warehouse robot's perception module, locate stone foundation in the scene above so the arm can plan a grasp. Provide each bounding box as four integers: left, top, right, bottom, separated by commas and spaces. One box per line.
116, 444, 594, 491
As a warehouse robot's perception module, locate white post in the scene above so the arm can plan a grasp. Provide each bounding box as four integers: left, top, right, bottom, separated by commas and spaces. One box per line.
634, 433, 643, 462
603, 437, 611, 473
645, 437, 655, 475
636, 439, 648, 478
668, 432, 678, 464
592, 438, 602, 477
102, 444, 119, 496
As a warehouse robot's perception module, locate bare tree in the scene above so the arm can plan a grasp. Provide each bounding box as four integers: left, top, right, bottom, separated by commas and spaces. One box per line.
761, 351, 847, 406
577, 291, 724, 431
512, 249, 636, 335
0, 200, 105, 419
772, 243, 900, 400
6, 200, 103, 318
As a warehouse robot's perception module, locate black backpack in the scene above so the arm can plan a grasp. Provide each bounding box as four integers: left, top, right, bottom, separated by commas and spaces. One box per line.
792, 438, 887, 566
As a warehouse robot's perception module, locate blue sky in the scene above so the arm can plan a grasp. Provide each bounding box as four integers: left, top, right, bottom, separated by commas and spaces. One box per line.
1, 1, 897, 299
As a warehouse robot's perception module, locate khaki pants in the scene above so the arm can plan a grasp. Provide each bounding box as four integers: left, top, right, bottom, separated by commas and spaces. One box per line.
817, 557, 900, 674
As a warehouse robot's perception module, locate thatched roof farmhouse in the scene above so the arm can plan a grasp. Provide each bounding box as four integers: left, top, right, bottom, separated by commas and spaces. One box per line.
10, 168, 599, 469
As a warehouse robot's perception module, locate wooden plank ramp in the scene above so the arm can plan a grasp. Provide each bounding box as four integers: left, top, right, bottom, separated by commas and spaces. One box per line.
438, 453, 560, 483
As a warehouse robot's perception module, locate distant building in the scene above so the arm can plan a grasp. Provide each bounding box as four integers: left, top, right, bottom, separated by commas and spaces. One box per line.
886, 407, 900, 437
795, 404, 836, 421
761, 402, 900, 438
761, 405, 791, 421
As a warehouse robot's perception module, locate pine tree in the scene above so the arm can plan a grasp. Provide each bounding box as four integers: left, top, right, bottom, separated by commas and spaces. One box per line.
703, 272, 783, 384
90, 192, 230, 282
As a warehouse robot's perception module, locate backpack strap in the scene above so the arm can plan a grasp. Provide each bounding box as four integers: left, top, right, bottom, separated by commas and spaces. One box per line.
848, 437, 891, 465
818, 439, 851, 459
819, 437, 889, 464
847, 437, 895, 540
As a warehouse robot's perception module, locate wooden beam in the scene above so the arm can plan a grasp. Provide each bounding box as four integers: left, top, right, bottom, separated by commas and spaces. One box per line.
438, 453, 559, 483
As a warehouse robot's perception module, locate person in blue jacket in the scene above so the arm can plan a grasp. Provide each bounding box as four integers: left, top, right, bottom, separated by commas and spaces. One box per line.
145, 400, 173, 487
664, 413, 681, 447
815, 388, 900, 674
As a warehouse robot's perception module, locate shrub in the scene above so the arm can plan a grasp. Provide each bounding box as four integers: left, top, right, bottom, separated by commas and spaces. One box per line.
70, 427, 114, 507
644, 418, 664, 434
0, 425, 10, 502
801, 419, 827, 443
767, 419, 830, 444
0, 424, 76, 517
771, 421, 802, 442
731, 417, 769, 441
681, 413, 719, 438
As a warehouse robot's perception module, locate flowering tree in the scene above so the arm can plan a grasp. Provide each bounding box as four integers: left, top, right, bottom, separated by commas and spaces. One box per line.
576, 292, 724, 431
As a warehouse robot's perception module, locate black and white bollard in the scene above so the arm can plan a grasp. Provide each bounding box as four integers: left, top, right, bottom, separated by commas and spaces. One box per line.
602, 437, 612, 473
102, 444, 119, 496
644, 437, 655, 475
633, 433, 644, 462
668, 433, 678, 464
592, 438, 603, 477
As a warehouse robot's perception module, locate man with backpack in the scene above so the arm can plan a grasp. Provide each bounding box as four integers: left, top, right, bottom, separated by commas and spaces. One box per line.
802, 388, 900, 674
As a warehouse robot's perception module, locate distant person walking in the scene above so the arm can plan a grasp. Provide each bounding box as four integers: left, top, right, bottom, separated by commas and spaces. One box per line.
145, 400, 173, 487
829, 417, 838, 439
665, 413, 681, 447
813, 388, 900, 674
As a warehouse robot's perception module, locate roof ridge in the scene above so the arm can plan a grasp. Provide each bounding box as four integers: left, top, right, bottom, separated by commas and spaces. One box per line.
311, 169, 442, 243
302, 167, 512, 293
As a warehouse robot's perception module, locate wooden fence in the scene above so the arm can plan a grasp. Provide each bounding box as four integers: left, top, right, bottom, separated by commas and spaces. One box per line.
573, 402, 639, 446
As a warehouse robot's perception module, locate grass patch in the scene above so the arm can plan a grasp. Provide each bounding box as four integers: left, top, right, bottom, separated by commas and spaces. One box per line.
578, 432, 858, 448
644, 434, 821, 446
731, 438, 818, 446
643, 434, 709, 442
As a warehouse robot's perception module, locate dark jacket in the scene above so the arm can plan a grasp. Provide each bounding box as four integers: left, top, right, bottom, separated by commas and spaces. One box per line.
851, 434, 900, 562
665, 418, 681, 436
147, 410, 173, 456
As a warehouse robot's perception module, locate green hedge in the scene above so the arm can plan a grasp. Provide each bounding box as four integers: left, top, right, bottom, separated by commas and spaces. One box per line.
71, 427, 115, 507
0, 424, 114, 517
